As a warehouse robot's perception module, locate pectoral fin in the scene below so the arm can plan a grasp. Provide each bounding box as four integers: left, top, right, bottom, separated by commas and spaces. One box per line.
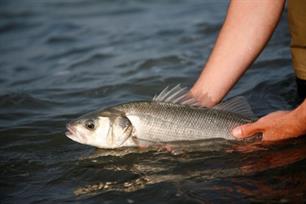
112, 116, 134, 146
131, 136, 161, 148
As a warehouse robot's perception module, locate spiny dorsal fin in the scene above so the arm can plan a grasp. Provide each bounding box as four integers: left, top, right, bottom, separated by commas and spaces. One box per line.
153, 85, 256, 119
153, 84, 200, 106
213, 96, 256, 119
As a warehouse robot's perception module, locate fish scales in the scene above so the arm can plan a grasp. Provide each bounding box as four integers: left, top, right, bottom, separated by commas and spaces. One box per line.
115, 101, 252, 142
65, 85, 257, 148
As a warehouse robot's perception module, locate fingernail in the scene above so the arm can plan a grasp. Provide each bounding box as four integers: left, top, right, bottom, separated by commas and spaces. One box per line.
232, 127, 242, 137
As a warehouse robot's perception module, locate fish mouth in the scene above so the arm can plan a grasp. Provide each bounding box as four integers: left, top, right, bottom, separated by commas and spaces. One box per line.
66, 124, 76, 135
65, 124, 80, 141
65, 124, 88, 144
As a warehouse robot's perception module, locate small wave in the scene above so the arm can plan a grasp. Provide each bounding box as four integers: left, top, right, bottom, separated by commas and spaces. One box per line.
196, 22, 222, 35
0, 9, 36, 18
253, 58, 291, 69
137, 55, 187, 70
66, 52, 115, 70
46, 35, 78, 44
0, 92, 58, 109
0, 21, 39, 34
46, 45, 98, 61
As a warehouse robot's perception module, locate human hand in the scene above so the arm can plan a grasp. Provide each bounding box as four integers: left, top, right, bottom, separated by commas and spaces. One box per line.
232, 110, 306, 141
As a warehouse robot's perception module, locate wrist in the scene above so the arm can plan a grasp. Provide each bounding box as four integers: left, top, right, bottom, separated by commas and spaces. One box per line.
291, 100, 306, 134
190, 85, 220, 108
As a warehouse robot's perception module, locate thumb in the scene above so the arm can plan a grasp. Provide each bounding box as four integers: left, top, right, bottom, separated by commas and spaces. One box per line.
232, 122, 261, 139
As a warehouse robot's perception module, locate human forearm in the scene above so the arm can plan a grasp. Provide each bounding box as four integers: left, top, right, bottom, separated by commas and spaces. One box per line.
191, 0, 285, 107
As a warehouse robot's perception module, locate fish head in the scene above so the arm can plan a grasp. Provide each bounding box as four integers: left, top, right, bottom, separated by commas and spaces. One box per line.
65, 112, 111, 148
65, 110, 134, 148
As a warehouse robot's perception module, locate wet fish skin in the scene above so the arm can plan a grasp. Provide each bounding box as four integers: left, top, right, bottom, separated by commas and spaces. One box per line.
65, 85, 257, 149
115, 101, 254, 143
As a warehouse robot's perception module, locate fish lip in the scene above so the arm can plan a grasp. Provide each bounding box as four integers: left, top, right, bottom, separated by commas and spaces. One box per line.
65, 124, 87, 144
66, 124, 76, 135
65, 130, 81, 143
65, 124, 79, 141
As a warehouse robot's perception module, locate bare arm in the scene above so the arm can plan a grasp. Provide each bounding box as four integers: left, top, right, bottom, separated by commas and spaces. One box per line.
191, 0, 285, 107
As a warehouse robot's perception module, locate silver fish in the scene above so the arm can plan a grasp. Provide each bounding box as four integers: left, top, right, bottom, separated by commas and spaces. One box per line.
65, 85, 257, 149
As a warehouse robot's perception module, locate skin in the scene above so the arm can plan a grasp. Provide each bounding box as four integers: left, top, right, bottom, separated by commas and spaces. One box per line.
234, 102, 306, 141
190, 0, 306, 141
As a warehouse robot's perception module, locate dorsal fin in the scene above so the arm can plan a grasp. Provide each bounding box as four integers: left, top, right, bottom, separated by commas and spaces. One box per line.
153, 84, 200, 106
213, 96, 256, 119
153, 85, 256, 119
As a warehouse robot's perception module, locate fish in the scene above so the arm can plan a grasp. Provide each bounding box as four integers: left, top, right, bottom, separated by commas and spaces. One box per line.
65, 85, 258, 149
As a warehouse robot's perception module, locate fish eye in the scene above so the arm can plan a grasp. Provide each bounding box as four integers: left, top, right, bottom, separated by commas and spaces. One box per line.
85, 120, 95, 130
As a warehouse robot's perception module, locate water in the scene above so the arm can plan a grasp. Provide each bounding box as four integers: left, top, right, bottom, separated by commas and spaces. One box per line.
1, 0, 305, 203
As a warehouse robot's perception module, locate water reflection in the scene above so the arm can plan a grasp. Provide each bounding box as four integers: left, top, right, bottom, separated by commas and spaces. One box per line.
73, 138, 306, 200
178, 138, 306, 202
0, 0, 301, 202
239, 139, 306, 174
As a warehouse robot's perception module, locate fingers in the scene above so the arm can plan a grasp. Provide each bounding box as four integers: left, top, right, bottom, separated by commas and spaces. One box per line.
232, 111, 292, 141
232, 122, 262, 139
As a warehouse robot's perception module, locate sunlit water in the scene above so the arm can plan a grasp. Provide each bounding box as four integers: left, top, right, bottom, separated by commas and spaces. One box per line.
1, 0, 306, 203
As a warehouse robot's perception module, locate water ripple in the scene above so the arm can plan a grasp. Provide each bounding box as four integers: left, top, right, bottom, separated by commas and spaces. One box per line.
0, 0, 301, 203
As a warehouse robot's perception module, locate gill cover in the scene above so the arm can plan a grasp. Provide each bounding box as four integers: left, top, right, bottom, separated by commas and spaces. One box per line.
102, 109, 133, 148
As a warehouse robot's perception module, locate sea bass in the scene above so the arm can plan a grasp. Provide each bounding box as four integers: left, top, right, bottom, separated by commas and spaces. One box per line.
65, 85, 257, 148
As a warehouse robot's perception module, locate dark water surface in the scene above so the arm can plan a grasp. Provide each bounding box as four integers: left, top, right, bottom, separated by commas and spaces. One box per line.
1, 0, 306, 203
